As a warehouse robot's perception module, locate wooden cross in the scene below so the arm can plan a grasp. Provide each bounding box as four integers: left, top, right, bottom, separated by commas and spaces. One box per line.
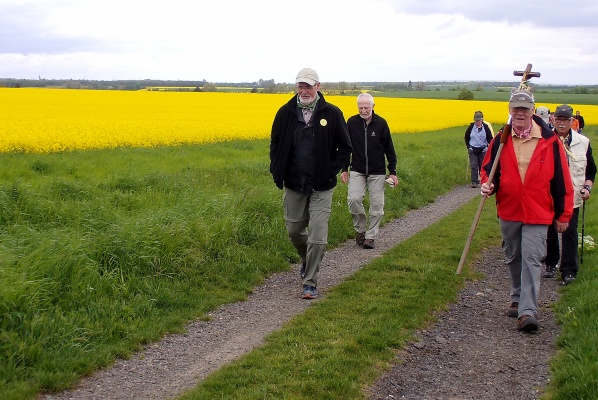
513, 63, 541, 90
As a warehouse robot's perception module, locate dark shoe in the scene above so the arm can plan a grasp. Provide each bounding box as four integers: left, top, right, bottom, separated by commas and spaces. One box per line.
300, 261, 306, 279
562, 274, 576, 285
542, 265, 556, 278
363, 239, 375, 249
356, 232, 365, 246
301, 285, 318, 299
471, 182, 479, 188
517, 315, 539, 333
507, 302, 519, 318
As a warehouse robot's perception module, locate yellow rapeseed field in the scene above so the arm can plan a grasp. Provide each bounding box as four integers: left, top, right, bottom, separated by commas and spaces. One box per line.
1, 88, 596, 153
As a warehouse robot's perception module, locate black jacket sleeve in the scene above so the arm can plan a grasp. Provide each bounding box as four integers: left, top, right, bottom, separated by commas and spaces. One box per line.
586, 143, 597, 183
464, 124, 473, 148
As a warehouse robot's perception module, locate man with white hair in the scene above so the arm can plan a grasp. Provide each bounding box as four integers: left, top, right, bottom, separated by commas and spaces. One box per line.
341, 93, 398, 250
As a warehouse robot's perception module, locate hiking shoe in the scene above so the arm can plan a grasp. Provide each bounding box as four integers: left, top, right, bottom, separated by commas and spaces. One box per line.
507, 302, 519, 318
300, 261, 306, 279
363, 239, 375, 249
542, 265, 556, 279
301, 285, 318, 299
356, 232, 365, 246
471, 182, 479, 188
517, 315, 539, 333
562, 274, 576, 286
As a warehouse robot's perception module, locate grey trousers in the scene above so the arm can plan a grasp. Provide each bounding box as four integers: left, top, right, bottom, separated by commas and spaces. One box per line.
468, 148, 486, 184
499, 219, 548, 318
283, 187, 333, 287
347, 172, 386, 240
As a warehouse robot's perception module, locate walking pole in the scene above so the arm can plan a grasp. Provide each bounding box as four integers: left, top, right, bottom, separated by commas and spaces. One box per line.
456, 64, 541, 274
580, 199, 586, 264
456, 123, 511, 274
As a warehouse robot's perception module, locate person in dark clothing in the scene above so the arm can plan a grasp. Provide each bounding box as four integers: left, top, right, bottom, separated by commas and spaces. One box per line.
270, 67, 352, 299
575, 110, 585, 133
543, 105, 596, 285
341, 93, 397, 250
464, 111, 493, 188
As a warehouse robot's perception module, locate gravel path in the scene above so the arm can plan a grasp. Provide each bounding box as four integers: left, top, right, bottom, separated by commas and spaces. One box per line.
366, 246, 560, 400
42, 185, 560, 400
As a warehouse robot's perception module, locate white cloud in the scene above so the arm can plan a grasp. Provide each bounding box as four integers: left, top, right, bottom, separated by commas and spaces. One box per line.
384, 0, 598, 28
1, 0, 597, 84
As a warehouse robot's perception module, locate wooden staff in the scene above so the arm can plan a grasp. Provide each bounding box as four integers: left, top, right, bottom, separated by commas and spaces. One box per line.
456, 64, 540, 274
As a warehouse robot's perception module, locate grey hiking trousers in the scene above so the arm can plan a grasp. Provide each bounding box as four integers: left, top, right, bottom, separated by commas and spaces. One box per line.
499, 219, 548, 318
283, 187, 333, 287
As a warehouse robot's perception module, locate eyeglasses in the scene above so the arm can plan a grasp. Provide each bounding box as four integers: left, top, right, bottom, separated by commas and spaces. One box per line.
555, 117, 571, 123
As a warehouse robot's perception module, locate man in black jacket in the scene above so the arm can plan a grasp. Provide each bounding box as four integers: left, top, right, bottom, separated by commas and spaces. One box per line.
575, 110, 585, 133
270, 67, 352, 299
341, 93, 397, 249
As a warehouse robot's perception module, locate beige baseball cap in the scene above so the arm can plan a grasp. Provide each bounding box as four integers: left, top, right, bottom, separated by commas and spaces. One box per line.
296, 68, 319, 85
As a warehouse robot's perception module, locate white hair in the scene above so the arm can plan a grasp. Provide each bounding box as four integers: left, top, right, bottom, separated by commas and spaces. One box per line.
357, 93, 374, 106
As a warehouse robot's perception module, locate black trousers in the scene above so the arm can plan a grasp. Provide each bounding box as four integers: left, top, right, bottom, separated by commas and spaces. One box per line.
545, 207, 580, 278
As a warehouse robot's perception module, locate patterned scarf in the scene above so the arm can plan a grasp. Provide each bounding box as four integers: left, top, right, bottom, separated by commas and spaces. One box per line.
512, 123, 532, 140
297, 93, 320, 124
296, 93, 320, 111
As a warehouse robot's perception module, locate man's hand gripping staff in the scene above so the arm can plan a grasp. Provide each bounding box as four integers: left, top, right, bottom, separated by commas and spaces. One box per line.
456, 64, 541, 275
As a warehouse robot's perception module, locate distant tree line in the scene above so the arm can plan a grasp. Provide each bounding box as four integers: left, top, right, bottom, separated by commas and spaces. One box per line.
0, 78, 289, 92
1, 78, 596, 96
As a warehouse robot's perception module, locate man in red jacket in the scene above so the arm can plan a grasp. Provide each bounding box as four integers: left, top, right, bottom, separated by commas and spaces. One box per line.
480, 89, 574, 333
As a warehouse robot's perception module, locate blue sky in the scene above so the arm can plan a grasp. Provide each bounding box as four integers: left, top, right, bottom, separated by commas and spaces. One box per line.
1, 0, 597, 85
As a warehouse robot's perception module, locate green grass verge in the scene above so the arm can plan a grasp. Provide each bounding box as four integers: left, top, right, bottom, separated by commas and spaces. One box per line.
544, 142, 598, 400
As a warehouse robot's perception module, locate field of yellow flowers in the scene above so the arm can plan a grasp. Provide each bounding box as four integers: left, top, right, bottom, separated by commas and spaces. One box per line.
2, 88, 597, 153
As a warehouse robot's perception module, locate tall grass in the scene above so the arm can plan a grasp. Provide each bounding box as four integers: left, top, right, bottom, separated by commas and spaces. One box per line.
546, 126, 598, 399
0, 127, 467, 399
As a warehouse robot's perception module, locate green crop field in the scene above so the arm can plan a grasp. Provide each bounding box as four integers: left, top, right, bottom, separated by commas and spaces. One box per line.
373, 89, 598, 105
